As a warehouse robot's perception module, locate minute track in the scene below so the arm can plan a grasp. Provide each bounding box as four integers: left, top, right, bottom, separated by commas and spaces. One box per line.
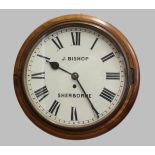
24, 25, 127, 129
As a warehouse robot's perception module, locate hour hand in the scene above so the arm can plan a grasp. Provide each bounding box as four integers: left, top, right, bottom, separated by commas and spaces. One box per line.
48, 61, 60, 70
47, 61, 72, 75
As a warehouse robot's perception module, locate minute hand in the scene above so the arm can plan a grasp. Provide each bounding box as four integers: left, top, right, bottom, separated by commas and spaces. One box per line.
76, 79, 99, 117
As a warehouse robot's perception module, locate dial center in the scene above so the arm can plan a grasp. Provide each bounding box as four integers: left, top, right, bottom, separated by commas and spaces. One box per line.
71, 72, 79, 80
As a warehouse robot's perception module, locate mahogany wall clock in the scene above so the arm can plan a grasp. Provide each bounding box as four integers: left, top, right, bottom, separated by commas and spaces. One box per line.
14, 14, 140, 139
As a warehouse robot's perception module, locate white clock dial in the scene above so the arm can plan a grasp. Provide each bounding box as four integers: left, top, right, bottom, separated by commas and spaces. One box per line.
23, 26, 127, 128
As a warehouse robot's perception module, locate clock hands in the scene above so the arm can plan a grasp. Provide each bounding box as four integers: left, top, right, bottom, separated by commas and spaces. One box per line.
47, 61, 72, 75
47, 60, 99, 117
72, 73, 99, 117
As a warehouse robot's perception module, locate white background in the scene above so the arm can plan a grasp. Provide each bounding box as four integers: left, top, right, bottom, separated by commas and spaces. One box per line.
1, 0, 155, 9
0, 9, 154, 146
0, 0, 155, 154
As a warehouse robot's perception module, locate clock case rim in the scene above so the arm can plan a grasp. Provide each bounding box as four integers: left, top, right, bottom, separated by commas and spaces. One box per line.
14, 14, 140, 140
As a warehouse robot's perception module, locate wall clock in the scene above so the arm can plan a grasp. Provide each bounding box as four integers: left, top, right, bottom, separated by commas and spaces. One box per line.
14, 14, 140, 139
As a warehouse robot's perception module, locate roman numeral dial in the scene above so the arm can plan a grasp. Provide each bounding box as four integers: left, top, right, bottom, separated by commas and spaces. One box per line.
24, 26, 127, 128
100, 88, 116, 102
34, 86, 49, 102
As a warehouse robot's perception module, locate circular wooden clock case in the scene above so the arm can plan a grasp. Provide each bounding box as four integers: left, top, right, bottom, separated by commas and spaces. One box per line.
14, 14, 140, 139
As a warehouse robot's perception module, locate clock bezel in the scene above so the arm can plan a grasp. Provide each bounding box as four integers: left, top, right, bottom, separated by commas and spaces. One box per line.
14, 14, 140, 139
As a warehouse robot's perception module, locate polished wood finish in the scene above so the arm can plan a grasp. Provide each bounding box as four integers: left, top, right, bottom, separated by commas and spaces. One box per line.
14, 14, 140, 139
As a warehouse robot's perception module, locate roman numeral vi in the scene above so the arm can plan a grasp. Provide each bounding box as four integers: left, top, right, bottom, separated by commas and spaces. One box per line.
71, 107, 78, 121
